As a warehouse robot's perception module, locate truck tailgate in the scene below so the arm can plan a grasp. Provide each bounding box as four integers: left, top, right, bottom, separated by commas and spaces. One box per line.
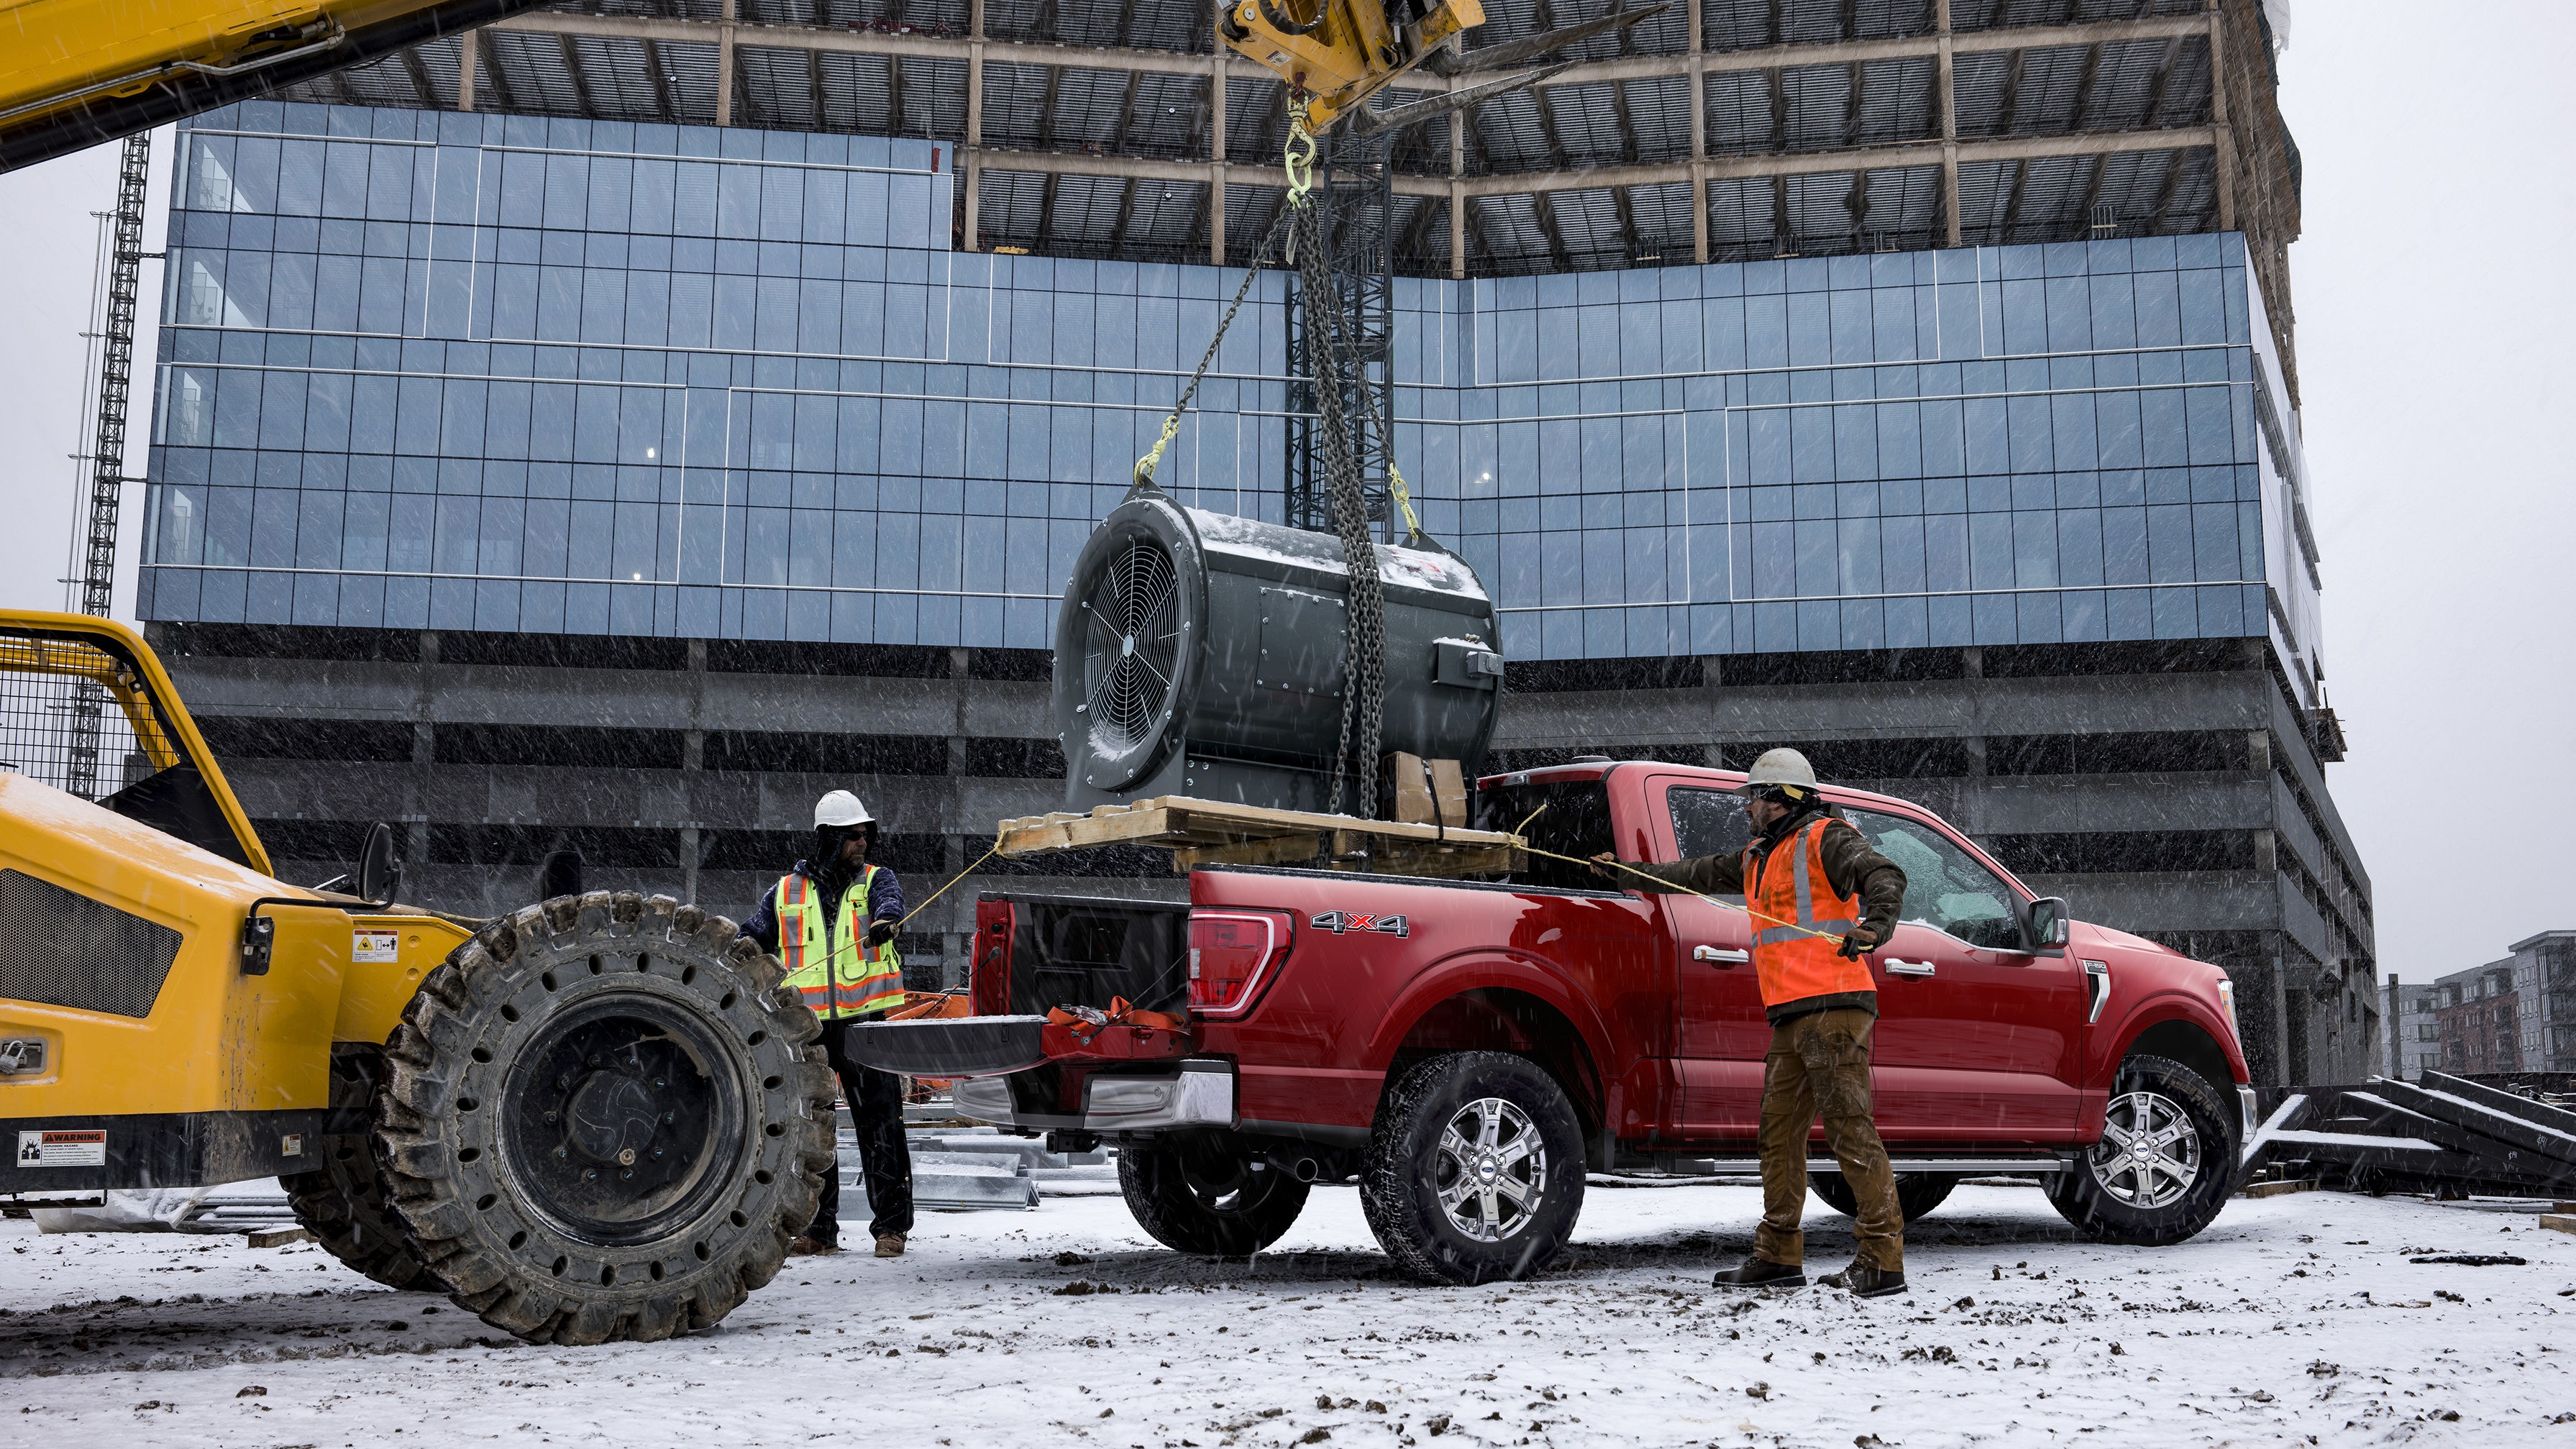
845, 1008, 1196, 1077
845, 1015, 1053, 1077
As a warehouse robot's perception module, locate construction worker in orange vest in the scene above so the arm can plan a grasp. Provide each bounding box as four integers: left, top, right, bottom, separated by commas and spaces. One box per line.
744, 789, 913, 1258
1594, 748, 1912, 1297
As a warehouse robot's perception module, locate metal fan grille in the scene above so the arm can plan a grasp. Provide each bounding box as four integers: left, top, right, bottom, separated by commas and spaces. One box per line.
1077, 539, 1180, 756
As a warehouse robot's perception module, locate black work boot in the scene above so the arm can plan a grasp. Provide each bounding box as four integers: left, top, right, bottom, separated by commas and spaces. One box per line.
1822, 1261, 1908, 1298
1712, 1258, 1807, 1289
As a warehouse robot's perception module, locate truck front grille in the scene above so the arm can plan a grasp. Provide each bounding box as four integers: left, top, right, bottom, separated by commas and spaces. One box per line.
0, 869, 183, 1018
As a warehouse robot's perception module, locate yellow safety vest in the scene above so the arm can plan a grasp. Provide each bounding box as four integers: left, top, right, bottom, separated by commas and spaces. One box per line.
774, 865, 905, 1020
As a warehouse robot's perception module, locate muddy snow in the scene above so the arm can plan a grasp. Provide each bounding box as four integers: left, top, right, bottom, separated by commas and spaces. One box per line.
2, 1182, 2569, 1447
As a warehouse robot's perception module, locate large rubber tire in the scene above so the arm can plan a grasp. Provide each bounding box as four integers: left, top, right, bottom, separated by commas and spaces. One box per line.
2045, 1051, 2235, 1246
283, 1135, 440, 1291
1359, 1051, 1586, 1286
1119, 1135, 1311, 1256
378, 892, 838, 1345
1809, 1170, 1957, 1225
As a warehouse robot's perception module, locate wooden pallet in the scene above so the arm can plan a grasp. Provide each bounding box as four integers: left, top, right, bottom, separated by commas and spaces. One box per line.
995, 796, 1525, 879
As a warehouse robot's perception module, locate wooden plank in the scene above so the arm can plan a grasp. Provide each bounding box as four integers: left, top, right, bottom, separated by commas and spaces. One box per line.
997, 793, 1522, 862
2242, 1179, 2316, 1198
1170, 834, 1327, 870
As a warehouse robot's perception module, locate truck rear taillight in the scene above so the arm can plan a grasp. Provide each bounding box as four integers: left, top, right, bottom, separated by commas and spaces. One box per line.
1187, 912, 1290, 1017
971, 900, 1016, 1017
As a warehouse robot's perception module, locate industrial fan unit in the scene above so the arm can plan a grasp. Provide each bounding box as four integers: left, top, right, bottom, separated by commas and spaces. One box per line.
1054, 491, 1503, 813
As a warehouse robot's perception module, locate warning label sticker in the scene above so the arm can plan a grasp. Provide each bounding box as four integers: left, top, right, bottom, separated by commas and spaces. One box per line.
352, 930, 400, 964
17, 1130, 106, 1168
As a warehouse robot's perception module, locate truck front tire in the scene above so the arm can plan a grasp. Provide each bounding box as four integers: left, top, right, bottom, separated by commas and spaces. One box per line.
1119, 1136, 1311, 1255
377, 892, 839, 1345
1809, 1170, 1956, 1225
2045, 1051, 2235, 1246
1361, 1051, 1586, 1286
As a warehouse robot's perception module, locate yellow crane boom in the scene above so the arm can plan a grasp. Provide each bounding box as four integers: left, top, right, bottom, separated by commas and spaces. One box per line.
0, 0, 539, 171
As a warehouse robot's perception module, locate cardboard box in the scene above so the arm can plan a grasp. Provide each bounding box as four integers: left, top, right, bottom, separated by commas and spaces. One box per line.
1384, 752, 1470, 829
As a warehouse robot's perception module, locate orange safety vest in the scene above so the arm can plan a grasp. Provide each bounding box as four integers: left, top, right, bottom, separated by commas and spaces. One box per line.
1744, 815, 1876, 1010
775, 865, 905, 1020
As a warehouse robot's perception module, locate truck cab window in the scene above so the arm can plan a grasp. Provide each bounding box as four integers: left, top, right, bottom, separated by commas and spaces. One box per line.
1475, 779, 1612, 892
1666, 787, 1750, 900
1845, 808, 2019, 951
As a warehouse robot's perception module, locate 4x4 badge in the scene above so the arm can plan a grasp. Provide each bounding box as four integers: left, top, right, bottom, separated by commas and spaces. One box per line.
1311, 910, 1408, 938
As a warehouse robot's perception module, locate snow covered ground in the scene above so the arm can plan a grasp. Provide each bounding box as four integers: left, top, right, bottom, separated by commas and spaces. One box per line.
1, 1181, 2570, 1448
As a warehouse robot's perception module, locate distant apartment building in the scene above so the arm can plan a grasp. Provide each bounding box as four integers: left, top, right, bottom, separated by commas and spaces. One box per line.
2390, 931, 2576, 1080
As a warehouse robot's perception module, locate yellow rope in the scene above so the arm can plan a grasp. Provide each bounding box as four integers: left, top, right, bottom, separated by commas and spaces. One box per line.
1510, 839, 1861, 947
892, 825, 1008, 933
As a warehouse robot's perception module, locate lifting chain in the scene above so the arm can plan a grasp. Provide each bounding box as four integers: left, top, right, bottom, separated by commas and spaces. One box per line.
1127, 102, 1397, 823
1130, 114, 1319, 493
1280, 106, 1388, 821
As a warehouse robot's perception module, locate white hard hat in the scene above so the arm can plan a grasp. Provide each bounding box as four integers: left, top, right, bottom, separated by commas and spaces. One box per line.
813, 789, 874, 828
1737, 747, 1820, 797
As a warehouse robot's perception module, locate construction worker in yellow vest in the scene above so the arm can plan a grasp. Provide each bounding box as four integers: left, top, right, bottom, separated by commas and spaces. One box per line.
744, 789, 913, 1258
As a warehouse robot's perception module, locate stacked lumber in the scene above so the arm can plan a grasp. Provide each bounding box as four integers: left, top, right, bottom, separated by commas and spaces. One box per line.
2250, 1070, 2576, 1197
994, 795, 1525, 879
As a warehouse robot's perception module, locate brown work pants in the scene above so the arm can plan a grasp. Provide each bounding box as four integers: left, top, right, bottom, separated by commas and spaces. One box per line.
1753, 1007, 1903, 1273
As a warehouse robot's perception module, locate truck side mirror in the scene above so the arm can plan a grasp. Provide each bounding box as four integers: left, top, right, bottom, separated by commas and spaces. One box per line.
2021, 895, 2070, 955
356, 821, 401, 905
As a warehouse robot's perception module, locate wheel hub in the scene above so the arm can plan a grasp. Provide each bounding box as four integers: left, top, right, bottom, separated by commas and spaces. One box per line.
564, 1071, 663, 1166
1433, 1097, 1545, 1243
500, 991, 741, 1246
2089, 1089, 2202, 1210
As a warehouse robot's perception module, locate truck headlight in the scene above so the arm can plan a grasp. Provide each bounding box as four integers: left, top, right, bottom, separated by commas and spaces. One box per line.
2216, 976, 2241, 1045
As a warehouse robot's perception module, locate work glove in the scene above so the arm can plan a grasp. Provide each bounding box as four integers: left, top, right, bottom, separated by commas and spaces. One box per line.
864, 920, 897, 950
1835, 928, 1877, 961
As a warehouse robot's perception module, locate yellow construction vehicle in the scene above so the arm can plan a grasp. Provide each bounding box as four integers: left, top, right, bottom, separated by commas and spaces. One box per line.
0, 0, 549, 170
0, 611, 837, 1343
5, 0, 1655, 170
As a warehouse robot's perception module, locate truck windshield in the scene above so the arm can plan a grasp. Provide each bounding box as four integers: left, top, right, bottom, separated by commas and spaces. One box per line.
1474, 778, 1612, 892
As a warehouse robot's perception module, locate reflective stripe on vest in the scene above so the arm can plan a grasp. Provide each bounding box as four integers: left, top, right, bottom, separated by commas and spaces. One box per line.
1742, 816, 1875, 1009
775, 865, 905, 1020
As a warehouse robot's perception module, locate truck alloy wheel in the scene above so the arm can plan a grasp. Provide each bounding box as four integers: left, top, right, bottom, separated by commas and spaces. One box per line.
1119, 1136, 1312, 1256
2088, 1090, 2201, 1210
377, 891, 838, 1345
1433, 1097, 1548, 1242
2044, 1051, 2234, 1247
1361, 1051, 1586, 1285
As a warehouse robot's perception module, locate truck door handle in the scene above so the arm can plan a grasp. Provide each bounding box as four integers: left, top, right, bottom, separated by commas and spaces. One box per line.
1881, 959, 1936, 977
1692, 946, 1749, 964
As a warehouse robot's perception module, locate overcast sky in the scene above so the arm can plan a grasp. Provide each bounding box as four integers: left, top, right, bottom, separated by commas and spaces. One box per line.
0, 5, 2565, 981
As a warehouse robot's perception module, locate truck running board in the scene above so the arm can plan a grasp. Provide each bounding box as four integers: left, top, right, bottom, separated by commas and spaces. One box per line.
1648, 1155, 2072, 1176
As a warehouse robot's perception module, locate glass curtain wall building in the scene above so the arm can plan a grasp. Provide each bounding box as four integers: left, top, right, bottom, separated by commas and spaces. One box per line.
132, 93, 2369, 1084
140, 101, 2324, 703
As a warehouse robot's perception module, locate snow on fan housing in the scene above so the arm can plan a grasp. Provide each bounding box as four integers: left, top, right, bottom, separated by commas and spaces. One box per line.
1054, 490, 1502, 814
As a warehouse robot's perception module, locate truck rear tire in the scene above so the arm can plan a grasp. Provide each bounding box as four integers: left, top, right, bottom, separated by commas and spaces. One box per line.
377, 892, 838, 1345
1360, 1051, 1586, 1286
1119, 1136, 1311, 1255
2045, 1051, 2234, 1246
1808, 1170, 1956, 1224
283, 1137, 440, 1291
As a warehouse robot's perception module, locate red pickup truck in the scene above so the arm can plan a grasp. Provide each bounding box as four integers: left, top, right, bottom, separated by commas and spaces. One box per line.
851, 760, 2255, 1284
